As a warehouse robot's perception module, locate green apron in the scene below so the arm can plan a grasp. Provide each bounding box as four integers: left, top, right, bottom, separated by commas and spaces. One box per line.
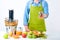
28, 3, 46, 32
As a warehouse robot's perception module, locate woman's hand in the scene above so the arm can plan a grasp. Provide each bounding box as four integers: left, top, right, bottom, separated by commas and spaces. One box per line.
40, 13, 48, 19
24, 26, 30, 32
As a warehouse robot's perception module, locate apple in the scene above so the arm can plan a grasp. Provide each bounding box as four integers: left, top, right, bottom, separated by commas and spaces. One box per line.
3, 33, 8, 39
22, 33, 27, 38
32, 34, 36, 38
40, 13, 43, 17
27, 34, 32, 38
27, 34, 36, 38
27, 31, 36, 38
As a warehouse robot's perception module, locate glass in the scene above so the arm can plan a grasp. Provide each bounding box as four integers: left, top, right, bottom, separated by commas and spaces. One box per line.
16, 27, 22, 35
17, 27, 22, 32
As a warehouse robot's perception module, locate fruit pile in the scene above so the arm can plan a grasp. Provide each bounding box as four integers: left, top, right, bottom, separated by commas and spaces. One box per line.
21, 31, 45, 39
3, 31, 46, 39
3, 31, 22, 39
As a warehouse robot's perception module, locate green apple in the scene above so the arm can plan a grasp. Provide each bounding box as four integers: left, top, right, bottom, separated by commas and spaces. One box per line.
32, 34, 36, 38
27, 34, 32, 38
3, 33, 8, 39
27, 34, 36, 38
27, 31, 37, 38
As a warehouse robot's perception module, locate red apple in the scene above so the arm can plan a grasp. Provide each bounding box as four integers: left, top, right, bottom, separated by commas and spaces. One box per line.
22, 33, 27, 38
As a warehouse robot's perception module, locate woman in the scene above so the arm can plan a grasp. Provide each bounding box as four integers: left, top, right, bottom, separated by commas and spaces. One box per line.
23, 0, 49, 34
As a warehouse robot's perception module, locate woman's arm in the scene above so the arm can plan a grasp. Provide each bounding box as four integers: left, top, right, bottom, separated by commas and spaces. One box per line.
23, 1, 30, 32
42, 1, 49, 18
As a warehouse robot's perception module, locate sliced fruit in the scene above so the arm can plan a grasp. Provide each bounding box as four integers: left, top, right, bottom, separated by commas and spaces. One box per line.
12, 34, 19, 39
9, 32, 13, 37
33, 31, 40, 36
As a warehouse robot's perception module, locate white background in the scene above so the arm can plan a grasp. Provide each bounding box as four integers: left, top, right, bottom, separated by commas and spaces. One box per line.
0, 0, 60, 40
